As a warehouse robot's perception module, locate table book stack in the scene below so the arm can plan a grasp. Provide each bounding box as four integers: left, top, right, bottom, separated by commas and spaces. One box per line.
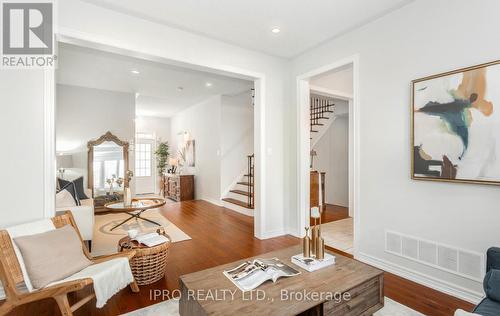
291, 253, 336, 272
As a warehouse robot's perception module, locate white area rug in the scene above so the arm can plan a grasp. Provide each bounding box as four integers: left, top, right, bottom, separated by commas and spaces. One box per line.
92, 210, 191, 256
121, 297, 423, 316
322, 218, 353, 254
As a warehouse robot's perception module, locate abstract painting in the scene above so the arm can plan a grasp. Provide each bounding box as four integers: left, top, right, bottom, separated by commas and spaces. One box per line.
412, 60, 500, 185
185, 140, 195, 167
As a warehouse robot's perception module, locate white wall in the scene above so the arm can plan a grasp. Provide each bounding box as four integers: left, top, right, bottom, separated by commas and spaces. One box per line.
0, 70, 46, 227
135, 116, 171, 144
312, 100, 349, 207
56, 0, 290, 238
56, 84, 135, 191
171, 96, 222, 204
221, 91, 254, 195
291, 0, 500, 302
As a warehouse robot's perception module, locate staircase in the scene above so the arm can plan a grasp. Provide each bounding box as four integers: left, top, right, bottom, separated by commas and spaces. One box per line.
310, 94, 336, 144
222, 154, 254, 215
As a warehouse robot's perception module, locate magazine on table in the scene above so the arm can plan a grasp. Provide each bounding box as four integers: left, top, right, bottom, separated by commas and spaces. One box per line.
223, 258, 300, 292
132, 232, 169, 247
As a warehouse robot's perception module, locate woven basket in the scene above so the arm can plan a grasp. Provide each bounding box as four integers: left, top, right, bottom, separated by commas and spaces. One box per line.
119, 233, 171, 286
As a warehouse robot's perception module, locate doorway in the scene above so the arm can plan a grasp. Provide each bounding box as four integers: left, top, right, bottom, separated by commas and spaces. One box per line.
296, 55, 359, 256
46, 34, 268, 239
135, 135, 156, 195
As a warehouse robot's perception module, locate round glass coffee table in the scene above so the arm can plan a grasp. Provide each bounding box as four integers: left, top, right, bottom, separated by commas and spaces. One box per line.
105, 197, 166, 231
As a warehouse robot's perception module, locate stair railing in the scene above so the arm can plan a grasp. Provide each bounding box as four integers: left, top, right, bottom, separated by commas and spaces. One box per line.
247, 154, 254, 209
310, 94, 335, 133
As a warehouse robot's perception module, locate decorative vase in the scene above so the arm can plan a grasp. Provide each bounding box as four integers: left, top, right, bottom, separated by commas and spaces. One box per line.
303, 227, 311, 257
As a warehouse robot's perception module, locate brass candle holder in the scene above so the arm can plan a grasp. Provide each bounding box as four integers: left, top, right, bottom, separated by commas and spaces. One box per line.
303, 206, 325, 260
302, 227, 311, 258
316, 205, 325, 259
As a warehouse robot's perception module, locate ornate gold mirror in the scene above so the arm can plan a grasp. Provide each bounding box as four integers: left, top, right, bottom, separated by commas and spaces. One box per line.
87, 131, 129, 197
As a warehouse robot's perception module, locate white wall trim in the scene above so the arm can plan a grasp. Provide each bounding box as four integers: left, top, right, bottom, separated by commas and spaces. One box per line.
356, 252, 484, 304
309, 85, 353, 101
43, 69, 56, 219
294, 55, 359, 250
51, 28, 268, 239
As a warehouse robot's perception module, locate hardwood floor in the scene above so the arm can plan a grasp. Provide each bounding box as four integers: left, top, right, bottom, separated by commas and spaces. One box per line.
5, 200, 475, 316
5, 200, 297, 316
323, 203, 349, 223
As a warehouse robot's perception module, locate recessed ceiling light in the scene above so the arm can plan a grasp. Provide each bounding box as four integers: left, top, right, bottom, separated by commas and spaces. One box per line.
177, 86, 184, 91
205, 82, 213, 87
131, 69, 140, 74
271, 27, 281, 34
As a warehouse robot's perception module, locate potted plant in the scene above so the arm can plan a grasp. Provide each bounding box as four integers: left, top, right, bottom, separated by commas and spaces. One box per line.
154, 141, 170, 194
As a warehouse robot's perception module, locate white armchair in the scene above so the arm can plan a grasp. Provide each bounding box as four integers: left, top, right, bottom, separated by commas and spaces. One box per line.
56, 189, 94, 249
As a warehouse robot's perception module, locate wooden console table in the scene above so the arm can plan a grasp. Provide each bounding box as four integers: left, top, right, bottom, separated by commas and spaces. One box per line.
164, 174, 194, 202
179, 245, 383, 316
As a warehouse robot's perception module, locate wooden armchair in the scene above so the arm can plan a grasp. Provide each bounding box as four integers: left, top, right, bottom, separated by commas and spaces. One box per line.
0, 211, 139, 316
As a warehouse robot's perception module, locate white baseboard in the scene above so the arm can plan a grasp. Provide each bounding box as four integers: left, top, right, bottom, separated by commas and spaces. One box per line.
201, 198, 223, 207
286, 226, 301, 238
356, 252, 484, 304
258, 228, 286, 240
221, 200, 253, 217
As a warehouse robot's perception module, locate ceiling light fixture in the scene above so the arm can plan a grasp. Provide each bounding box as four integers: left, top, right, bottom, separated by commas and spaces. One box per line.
271, 27, 281, 34
131, 69, 140, 74
205, 82, 213, 87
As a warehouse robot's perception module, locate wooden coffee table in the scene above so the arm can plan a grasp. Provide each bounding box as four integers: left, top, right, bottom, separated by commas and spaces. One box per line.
105, 197, 166, 231
179, 245, 384, 316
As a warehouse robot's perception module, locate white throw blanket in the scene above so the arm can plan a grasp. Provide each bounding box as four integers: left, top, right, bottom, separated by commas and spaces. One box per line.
0, 219, 134, 308
48, 257, 134, 308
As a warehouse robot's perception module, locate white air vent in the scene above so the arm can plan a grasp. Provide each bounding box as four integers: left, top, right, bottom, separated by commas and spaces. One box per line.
386, 232, 402, 254
459, 250, 482, 280
418, 240, 437, 265
438, 246, 458, 271
385, 231, 484, 282
402, 236, 418, 260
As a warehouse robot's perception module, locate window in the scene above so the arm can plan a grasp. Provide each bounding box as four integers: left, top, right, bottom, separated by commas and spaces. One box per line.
135, 142, 152, 177
136, 132, 154, 139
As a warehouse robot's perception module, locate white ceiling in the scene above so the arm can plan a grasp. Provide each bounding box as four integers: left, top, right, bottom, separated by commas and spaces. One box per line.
81, 0, 413, 58
56, 43, 253, 117
310, 64, 353, 95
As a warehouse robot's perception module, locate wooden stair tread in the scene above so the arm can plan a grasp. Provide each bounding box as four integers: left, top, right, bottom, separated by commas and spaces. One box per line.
311, 116, 329, 120
237, 181, 252, 186
222, 198, 254, 209
230, 189, 253, 197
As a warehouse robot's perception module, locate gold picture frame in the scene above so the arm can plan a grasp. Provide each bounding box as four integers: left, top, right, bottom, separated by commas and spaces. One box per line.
411, 59, 500, 186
